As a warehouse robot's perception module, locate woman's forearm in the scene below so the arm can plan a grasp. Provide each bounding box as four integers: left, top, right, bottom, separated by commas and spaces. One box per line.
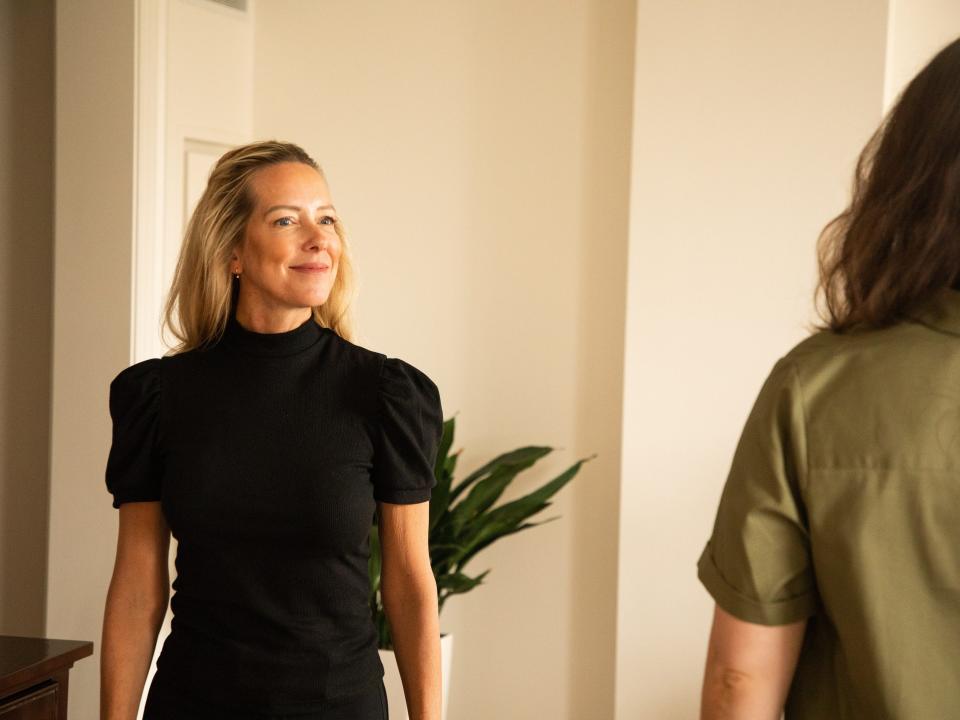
382, 577, 441, 720
100, 585, 166, 720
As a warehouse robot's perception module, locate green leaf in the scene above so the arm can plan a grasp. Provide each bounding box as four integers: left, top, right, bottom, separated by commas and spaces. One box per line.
429, 418, 459, 531
447, 455, 543, 536
368, 524, 381, 605
457, 516, 561, 570
429, 542, 467, 572
434, 417, 455, 480
429, 459, 458, 532
444, 450, 459, 477
448, 446, 554, 503
447, 502, 550, 567
484, 456, 593, 523
436, 569, 491, 594
448, 455, 593, 567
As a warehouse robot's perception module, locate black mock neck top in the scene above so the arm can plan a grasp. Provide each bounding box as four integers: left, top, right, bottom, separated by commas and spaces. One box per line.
104, 309, 443, 713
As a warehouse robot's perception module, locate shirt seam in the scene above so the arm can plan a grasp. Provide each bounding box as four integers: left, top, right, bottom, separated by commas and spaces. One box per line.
807, 464, 960, 472
786, 357, 809, 497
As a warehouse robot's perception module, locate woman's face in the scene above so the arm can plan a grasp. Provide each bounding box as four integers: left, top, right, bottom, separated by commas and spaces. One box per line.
232, 161, 341, 319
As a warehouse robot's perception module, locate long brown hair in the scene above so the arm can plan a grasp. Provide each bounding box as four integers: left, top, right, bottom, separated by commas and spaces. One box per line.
814, 36, 960, 334
161, 140, 358, 353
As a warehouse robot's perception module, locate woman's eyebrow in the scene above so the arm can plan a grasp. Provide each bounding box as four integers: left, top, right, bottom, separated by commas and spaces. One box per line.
262, 204, 336, 217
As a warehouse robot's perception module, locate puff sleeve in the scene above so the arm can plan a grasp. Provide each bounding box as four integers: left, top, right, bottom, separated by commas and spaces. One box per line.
696, 356, 818, 626
104, 358, 164, 509
371, 356, 444, 504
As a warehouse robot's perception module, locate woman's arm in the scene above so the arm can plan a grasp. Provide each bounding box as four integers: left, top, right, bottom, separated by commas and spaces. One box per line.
101, 502, 170, 720
378, 501, 441, 720
700, 604, 807, 720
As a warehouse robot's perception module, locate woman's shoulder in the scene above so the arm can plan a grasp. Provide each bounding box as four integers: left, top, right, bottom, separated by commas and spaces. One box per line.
110, 356, 164, 394
374, 356, 441, 425
780, 316, 934, 380
325, 332, 437, 385
108, 357, 165, 425
771, 318, 949, 434
377, 354, 438, 391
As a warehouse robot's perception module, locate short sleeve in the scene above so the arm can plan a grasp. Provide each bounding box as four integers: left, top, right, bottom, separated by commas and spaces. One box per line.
371, 356, 443, 504
104, 358, 164, 509
697, 356, 819, 625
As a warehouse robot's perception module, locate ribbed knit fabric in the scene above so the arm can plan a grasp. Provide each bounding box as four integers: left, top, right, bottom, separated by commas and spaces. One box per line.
104, 309, 443, 713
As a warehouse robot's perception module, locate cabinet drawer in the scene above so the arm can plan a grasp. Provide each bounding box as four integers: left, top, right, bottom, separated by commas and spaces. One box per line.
0, 681, 58, 719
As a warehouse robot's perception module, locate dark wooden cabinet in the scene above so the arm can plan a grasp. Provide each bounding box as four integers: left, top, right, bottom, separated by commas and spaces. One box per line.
0, 636, 93, 719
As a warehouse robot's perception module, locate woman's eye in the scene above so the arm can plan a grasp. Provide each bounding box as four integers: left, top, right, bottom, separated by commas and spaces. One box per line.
273, 215, 336, 227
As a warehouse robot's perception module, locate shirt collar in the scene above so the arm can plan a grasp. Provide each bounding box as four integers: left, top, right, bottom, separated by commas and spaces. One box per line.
905, 286, 960, 337
221, 309, 324, 357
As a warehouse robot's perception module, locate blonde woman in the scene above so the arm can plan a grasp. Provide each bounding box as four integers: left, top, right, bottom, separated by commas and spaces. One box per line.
100, 141, 443, 720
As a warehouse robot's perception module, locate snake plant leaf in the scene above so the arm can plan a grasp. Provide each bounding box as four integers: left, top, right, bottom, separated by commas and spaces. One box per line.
429, 452, 460, 531
447, 501, 551, 567
445, 456, 591, 567
434, 417, 455, 479
368, 524, 382, 605
447, 453, 545, 536
436, 569, 491, 594
485, 455, 593, 523
445, 449, 458, 475
430, 542, 465, 553
448, 446, 554, 503
428, 418, 459, 531
429, 542, 467, 570
455, 516, 561, 570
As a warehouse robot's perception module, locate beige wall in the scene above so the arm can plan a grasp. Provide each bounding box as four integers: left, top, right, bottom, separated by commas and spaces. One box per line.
0, 0, 54, 637
616, 2, 888, 717
252, 2, 634, 718
885, 0, 960, 107
48, 1, 138, 717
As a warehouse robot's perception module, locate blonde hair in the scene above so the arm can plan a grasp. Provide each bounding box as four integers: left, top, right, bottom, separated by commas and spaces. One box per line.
161, 140, 358, 354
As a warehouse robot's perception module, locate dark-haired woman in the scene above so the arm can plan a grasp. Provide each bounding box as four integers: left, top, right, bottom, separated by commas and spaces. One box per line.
697, 37, 960, 719
100, 141, 443, 720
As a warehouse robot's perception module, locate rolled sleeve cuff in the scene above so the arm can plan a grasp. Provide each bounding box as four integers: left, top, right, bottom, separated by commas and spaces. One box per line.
697, 544, 818, 626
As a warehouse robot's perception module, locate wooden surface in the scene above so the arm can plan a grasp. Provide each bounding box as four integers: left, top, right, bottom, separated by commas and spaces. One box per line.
0, 635, 94, 719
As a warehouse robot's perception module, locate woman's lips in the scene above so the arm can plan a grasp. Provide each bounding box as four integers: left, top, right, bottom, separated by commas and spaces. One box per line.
291, 265, 329, 273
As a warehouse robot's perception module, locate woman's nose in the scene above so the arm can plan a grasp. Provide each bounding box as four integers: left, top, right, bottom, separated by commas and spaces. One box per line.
302, 218, 325, 243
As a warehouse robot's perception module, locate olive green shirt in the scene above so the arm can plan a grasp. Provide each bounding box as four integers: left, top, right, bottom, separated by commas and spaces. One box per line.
698, 286, 960, 719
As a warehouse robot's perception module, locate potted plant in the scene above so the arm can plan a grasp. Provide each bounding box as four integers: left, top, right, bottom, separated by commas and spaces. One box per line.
369, 415, 595, 719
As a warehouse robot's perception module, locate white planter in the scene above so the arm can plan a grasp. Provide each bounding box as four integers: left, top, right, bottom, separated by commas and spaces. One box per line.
378, 633, 454, 720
